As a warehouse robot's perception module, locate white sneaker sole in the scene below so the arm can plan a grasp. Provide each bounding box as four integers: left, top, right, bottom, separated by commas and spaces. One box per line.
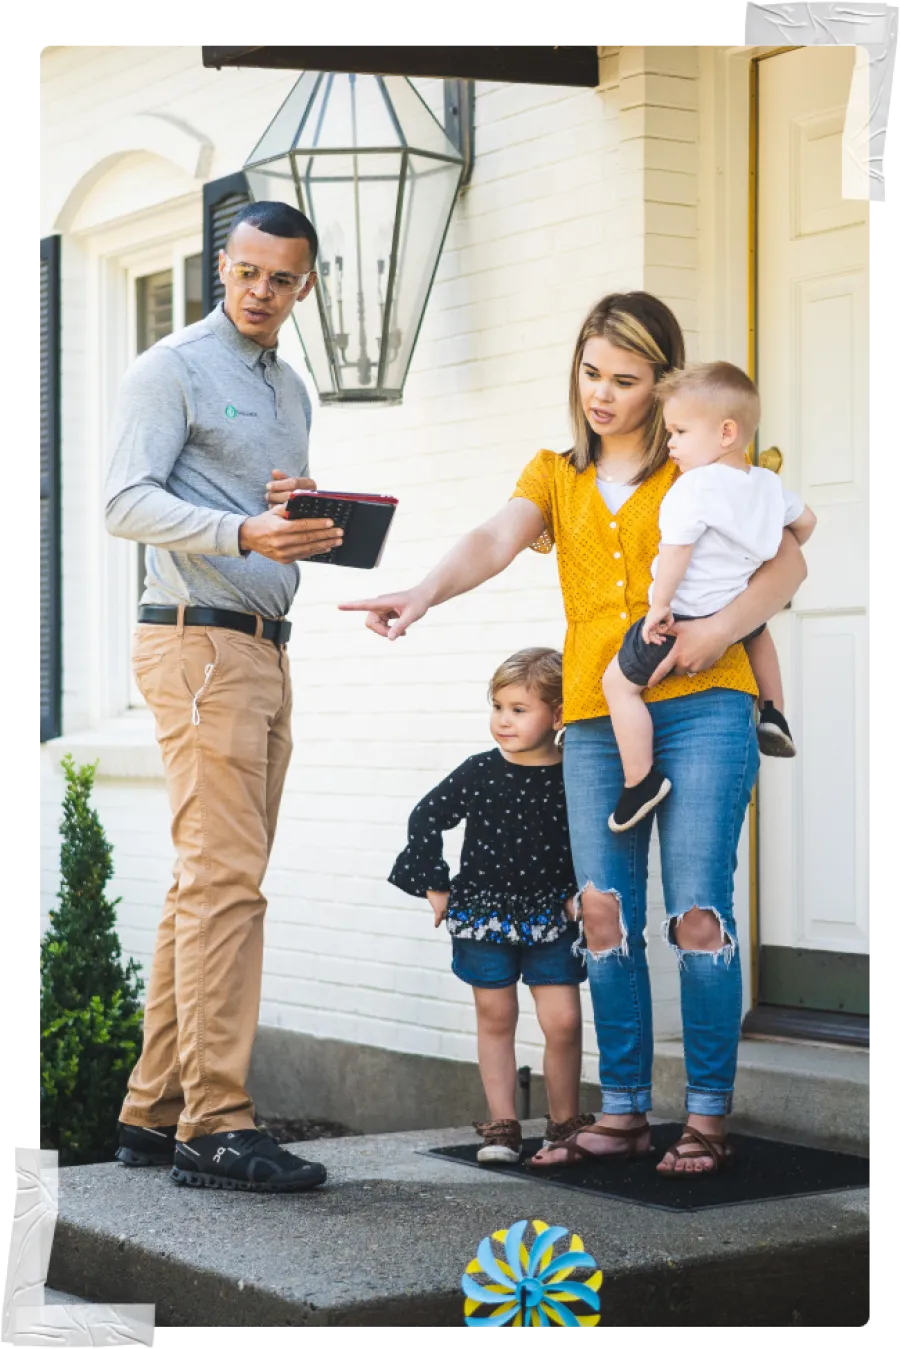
476, 1145, 522, 1164
608, 777, 672, 833
758, 724, 796, 757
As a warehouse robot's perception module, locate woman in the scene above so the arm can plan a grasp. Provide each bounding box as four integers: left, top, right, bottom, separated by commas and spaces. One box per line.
302, 292, 804, 1175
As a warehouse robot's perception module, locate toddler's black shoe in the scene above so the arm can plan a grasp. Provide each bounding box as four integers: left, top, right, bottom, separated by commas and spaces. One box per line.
757, 702, 796, 757
170, 1129, 327, 1192
609, 768, 671, 833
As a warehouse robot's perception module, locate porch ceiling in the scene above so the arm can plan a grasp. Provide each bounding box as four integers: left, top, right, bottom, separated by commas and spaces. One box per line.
201, 47, 600, 87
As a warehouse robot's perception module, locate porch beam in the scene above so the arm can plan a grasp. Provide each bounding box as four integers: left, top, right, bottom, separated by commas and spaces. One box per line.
201, 47, 601, 87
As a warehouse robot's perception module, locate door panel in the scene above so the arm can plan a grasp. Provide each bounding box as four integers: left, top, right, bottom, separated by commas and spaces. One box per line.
756, 45, 868, 1018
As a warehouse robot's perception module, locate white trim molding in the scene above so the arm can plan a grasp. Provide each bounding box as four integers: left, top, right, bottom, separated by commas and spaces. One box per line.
45, 711, 164, 779
49, 113, 214, 233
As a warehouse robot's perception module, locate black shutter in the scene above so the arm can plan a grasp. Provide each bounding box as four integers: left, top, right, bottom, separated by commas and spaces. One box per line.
202, 172, 250, 314
41, 235, 62, 742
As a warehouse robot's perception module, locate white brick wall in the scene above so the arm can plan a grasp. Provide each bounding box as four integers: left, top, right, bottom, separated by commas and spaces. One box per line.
41, 46, 753, 1093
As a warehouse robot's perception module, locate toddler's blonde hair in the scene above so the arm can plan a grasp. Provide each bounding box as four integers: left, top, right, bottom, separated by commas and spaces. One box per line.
656, 360, 761, 445
488, 647, 563, 709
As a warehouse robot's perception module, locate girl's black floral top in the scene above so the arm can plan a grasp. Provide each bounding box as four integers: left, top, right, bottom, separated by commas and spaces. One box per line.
388, 749, 577, 946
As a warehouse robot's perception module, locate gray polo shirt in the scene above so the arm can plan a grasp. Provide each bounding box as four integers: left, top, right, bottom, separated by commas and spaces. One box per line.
105, 302, 312, 620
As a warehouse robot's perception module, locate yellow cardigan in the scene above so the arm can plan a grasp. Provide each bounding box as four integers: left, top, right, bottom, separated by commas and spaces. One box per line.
512, 450, 758, 723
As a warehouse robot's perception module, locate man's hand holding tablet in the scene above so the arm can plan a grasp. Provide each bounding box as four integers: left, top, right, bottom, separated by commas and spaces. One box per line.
267, 469, 397, 569
240, 474, 343, 563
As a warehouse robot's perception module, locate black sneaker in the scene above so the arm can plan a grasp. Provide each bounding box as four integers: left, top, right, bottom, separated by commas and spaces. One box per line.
609, 768, 672, 832
115, 1122, 178, 1167
169, 1129, 327, 1193
757, 702, 796, 757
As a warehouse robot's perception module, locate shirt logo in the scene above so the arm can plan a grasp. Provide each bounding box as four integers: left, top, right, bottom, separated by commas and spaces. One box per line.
225, 404, 237, 419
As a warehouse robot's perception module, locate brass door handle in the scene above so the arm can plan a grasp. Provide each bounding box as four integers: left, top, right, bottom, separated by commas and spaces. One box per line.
758, 445, 783, 473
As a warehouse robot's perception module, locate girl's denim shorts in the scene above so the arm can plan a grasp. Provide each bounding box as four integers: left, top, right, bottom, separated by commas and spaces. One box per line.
451, 924, 586, 989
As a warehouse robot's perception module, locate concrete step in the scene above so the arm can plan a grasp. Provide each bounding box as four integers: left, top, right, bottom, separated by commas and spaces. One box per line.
653, 1037, 869, 1154
49, 1123, 867, 1327
247, 1027, 869, 1155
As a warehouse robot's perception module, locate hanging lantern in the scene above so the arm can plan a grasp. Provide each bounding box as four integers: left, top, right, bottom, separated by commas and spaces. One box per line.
244, 72, 465, 404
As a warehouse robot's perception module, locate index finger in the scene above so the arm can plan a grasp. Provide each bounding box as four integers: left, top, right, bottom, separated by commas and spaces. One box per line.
646, 650, 678, 687
337, 598, 390, 612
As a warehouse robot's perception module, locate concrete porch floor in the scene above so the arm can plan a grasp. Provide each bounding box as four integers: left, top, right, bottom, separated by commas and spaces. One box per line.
45, 1037, 869, 1327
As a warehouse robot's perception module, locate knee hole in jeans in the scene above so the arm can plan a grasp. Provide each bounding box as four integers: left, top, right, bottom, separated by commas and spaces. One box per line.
663, 905, 736, 966
582, 884, 627, 955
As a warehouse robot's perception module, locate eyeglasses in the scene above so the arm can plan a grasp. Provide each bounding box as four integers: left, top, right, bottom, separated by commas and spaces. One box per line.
222, 253, 313, 295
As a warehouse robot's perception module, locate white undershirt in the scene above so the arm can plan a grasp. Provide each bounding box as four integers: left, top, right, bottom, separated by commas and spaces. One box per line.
596, 479, 638, 514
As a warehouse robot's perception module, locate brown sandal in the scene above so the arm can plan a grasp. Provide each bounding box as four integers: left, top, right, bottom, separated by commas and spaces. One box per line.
657, 1124, 735, 1178
527, 1120, 652, 1169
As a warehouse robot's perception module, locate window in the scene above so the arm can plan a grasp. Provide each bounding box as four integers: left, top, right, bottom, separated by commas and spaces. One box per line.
134, 269, 174, 610
185, 253, 203, 326
127, 244, 202, 703
136, 269, 174, 352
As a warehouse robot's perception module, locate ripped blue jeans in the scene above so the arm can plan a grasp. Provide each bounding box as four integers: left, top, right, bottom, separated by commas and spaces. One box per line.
563, 689, 759, 1118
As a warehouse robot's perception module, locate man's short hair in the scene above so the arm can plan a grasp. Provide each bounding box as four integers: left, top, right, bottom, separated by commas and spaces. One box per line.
226, 201, 319, 265
656, 361, 761, 442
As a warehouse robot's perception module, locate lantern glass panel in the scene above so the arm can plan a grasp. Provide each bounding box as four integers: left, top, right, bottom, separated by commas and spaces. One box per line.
302, 151, 402, 393
247, 70, 321, 165
379, 75, 461, 158
295, 73, 403, 151
386, 153, 462, 390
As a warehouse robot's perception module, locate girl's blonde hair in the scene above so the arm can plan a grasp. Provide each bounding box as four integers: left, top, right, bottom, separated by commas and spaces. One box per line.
488, 647, 563, 709
567, 291, 686, 480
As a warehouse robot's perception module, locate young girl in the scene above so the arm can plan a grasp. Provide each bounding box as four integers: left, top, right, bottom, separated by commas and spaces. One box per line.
387, 648, 594, 1165
602, 362, 817, 832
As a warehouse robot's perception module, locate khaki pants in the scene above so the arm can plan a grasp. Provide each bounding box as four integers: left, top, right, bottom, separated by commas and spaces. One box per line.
119, 617, 292, 1141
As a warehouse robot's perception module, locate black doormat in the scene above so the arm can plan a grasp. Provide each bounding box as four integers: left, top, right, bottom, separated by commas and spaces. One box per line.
427, 1125, 869, 1212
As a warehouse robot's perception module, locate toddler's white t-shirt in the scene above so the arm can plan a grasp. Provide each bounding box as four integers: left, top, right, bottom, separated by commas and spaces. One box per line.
648, 463, 803, 617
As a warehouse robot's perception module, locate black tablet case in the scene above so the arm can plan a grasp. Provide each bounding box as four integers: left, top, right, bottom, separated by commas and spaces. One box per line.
285, 491, 397, 569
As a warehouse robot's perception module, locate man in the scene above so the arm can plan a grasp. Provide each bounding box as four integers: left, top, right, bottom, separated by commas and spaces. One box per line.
105, 201, 342, 1193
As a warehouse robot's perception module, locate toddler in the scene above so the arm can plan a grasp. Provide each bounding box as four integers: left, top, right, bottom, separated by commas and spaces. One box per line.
602, 362, 816, 832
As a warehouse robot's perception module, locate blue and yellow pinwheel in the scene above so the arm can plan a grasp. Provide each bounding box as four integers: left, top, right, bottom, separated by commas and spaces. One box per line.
462, 1219, 602, 1327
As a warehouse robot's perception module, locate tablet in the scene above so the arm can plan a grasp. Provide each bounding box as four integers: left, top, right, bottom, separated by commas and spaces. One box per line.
286, 490, 398, 569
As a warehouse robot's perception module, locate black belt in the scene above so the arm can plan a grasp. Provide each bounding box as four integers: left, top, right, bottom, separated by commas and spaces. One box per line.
138, 605, 291, 646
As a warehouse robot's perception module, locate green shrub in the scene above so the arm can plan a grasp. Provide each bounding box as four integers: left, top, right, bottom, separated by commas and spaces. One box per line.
40, 755, 145, 1165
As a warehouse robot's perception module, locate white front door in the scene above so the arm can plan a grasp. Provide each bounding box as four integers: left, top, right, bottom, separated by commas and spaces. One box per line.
756, 45, 868, 1019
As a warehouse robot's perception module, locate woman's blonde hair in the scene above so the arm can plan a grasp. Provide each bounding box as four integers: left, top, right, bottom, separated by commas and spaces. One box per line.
567, 292, 686, 480
488, 647, 563, 709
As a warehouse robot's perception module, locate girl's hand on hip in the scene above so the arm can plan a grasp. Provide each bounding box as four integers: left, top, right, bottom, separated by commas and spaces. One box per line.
426, 891, 450, 927
646, 614, 730, 687
338, 586, 430, 640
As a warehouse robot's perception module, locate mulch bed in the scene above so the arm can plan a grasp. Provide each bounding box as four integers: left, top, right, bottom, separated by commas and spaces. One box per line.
255, 1115, 358, 1144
